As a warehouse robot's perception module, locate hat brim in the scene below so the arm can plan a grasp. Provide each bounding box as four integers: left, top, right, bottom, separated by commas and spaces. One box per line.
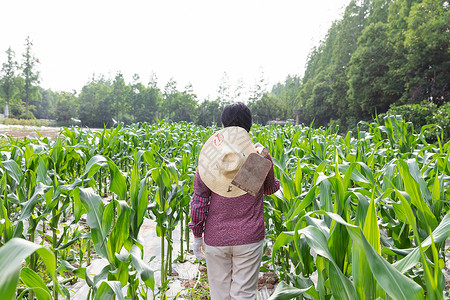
198, 127, 256, 198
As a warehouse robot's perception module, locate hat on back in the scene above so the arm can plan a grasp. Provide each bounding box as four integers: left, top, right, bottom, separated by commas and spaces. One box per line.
198, 126, 256, 197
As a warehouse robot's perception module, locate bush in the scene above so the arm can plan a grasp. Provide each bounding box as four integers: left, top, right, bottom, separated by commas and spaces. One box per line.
0, 118, 56, 127
384, 101, 435, 130
382, 100, 449, 143
432, 102, 450, 142
18, 111, 36, 120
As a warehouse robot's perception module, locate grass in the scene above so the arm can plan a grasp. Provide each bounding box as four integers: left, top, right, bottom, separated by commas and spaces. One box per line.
186, 264, 210, 300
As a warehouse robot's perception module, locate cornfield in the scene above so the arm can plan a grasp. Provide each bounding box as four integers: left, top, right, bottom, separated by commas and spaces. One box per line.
0, 116, 448, 299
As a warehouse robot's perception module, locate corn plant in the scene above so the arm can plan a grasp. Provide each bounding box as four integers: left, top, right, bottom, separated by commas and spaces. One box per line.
263, 117, 449, 299
0, 118, 448, 300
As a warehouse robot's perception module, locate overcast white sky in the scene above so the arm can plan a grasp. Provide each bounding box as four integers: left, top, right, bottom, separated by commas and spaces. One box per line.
0, 0, 350, 100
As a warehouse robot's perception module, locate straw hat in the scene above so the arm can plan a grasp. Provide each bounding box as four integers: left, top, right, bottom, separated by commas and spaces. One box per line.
198, 126, 256, 197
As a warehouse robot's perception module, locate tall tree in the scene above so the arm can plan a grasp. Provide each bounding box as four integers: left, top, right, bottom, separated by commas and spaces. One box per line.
347, 22, 402, 118
233, 77, 246, 103
147, 72, 162, 121
386, 0, 422, 104
216, 72, 232, 106
111, 71, 131, 122
177, 83, 198, 122
271, 75, 301, 108
404, 0, 450, 104
248, 93, 287, 125
196, 97, 222, 127
161, 78, 178, 120
54, 91, 78, 122
130, 74, 162, 123
162, 80, 198, 122
0, 47, 18, 117
9, 77, 25, 117
328, 0, 370, 126
78, 78, 112, 128
148, 71, 158, 89
248, 68, 268, 103
32, 88, 55, 119
21, 36, 40, 119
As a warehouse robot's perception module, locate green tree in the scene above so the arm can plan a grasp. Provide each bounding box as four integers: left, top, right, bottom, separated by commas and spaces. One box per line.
347, 22, 402, 119
367, 0, 390, 24
0, 47, 18, 117
248, 68, 269, 104
404, 0, 450, 104
9, 77, 25, 117
21, 36, 40, 119
296, 0, 367, 128
303, 74, 334, 127
161, 79, 197, 122
176, 84, 197, 122
130, 74, 162, 123
386, 0, 422, 104
129, 74, 145, 123
54, 91, 78, 122
32, 88, 57, 119
111, 72, 131, 122
78, 78, 113, 128
196, 97, 222, 127
161, 78, 178, 120
271, 75, 301, 108
248, 93, 287, 125
233, 77, 246, 103
271, 0, 448, 130
216, 72, 232, 106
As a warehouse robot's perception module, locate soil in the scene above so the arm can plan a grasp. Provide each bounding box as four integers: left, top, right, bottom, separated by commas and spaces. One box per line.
258, 271, 279, 291
183, 263, 278, 299
0, 125, 63, 140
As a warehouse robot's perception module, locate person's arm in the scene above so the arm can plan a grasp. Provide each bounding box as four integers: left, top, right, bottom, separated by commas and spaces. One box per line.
189, 193, 210, 238
188, 169, 211, 260
263, 155, 280, 195
188, 169, 211, 238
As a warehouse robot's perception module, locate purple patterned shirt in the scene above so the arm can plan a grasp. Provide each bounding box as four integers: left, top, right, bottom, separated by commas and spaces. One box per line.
189, 155, 280, 246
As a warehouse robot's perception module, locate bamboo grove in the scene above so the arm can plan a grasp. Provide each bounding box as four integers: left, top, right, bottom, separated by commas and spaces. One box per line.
0, 116, 449, 299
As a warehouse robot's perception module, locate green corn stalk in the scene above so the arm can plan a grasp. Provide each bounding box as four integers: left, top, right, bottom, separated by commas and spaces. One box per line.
0, 119, 447, 299
0, 238, 56, 300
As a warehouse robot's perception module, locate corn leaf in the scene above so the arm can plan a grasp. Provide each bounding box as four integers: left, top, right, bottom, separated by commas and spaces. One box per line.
293, 161, 302, 195
78, 187, 109, 260
36, 156, 52, 186
130, 244, 155, 291
19, 182, 51, 221
107, 200, 131, 258
20, 268, 52, 300
361, 232, 424, 300
0, 238, 55, 300
107, 159, 127, 200
398, 160, 438, 230
301, 226, 358, 300
393, 212, 450, 273
83, 155, 107, 178
2, 160, 24, 184
267, 281, 316, 300
93, 280, 124, 300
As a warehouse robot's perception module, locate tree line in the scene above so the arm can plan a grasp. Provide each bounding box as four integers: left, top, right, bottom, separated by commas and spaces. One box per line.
0, 37, 278, 128
274, 0, 449, 129
1, 0, 448, 130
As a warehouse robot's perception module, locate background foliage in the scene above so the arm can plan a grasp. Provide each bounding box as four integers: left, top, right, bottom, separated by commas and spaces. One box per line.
0, 0, 449, 133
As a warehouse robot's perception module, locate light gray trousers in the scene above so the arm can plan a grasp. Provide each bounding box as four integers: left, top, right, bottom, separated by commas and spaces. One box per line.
205, 240, 264, 300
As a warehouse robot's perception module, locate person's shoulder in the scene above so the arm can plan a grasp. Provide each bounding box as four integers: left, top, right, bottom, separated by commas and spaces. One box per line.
264, 153, 273, 162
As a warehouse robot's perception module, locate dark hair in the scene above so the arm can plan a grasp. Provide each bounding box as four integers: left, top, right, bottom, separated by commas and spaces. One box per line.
221, 102, 252, 132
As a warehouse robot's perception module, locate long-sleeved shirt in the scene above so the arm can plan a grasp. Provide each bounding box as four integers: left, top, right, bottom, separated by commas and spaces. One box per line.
189, 154, 280, 246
